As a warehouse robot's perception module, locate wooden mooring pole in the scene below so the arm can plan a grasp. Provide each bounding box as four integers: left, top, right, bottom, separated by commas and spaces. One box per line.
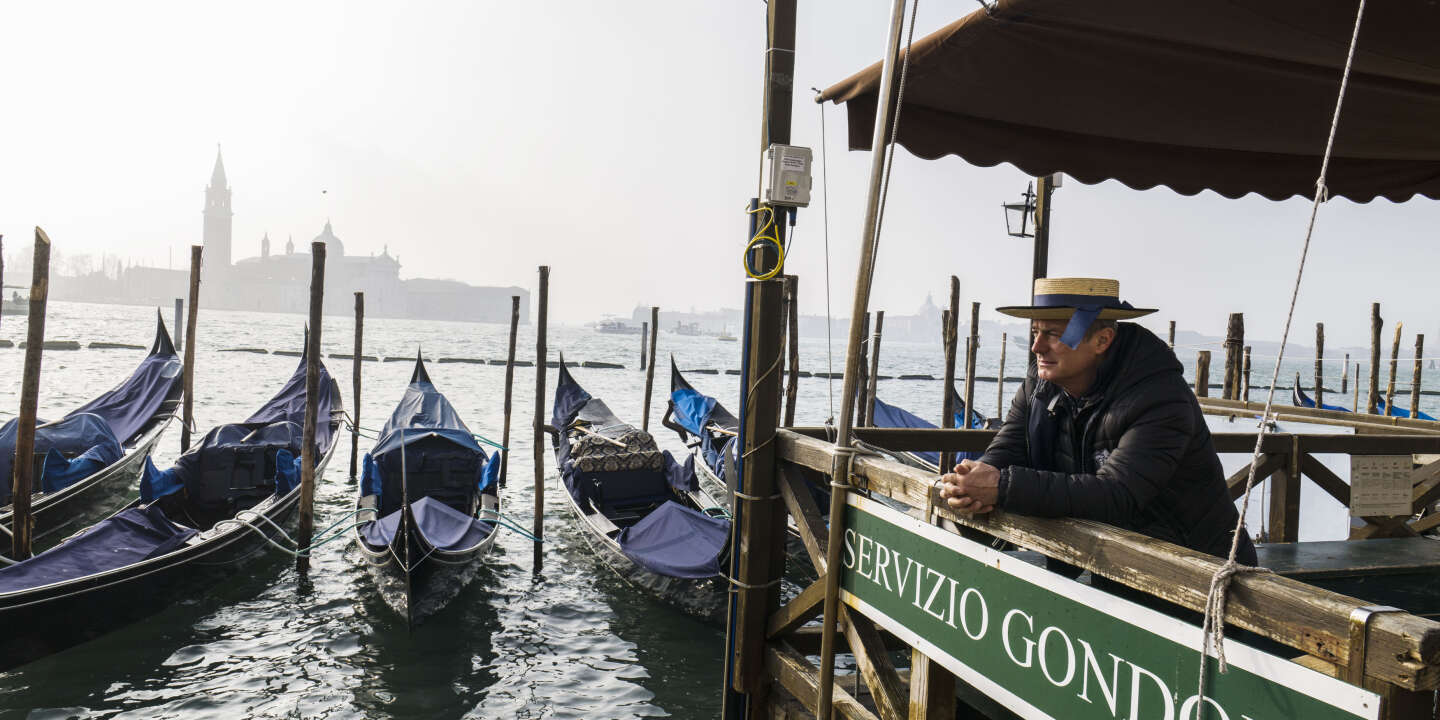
963, 302, 979, 430
639, 321, 648, 371
1342, 352, 1350, 394
996, 332, 1008, 417
296, 241, 326, 572
1385, 322, 1403, 416
1368, 303, 1382, 414
10, 228, 51, 560
864, 311, 884, 426
1223, 313, 1243, 400
1353, 364, 1361, 413
532, 266, 550, 573
499, 296, 520, 487
1314, 322, 1325, 409
1168, 320, 1176, 349
851, 313, 871, 427
642, 306, 659, 432
1412, 334, 1425, 423
174, 298, 183, 349
939, 276, 960, 472
1242, 345, 1252, 403
181, 246, 202, 452
782, 275, 800, 427
1195, 350, 1211, 398
349, 292, 363, 483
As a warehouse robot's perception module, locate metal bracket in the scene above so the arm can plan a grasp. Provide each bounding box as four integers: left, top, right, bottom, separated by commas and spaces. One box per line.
1347, 604, 1403, 685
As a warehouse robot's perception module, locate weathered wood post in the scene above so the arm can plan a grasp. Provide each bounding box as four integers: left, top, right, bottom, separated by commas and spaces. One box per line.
939, 276, 961, 472
174, 298, 183, 349
1368, 303, 1382, 414
864, 311, 884, 426
1314, 322, 1325, 410
1385, 322, 1404, 416
782, 275, 800, 427
639, 322, 648, 371
532, 266, 550, 573
963, 302, 980, 431
1353, 364, 1361, 413
1342, 352, 1350, 394
851, 313, 871, 427
181, 246, 202, 452
1242, 345, 1252, 403
1195, 350, 1211, 398
642, 306, 659, 432
499, 296, 520, 487
10, 228, 51, 560
1412, 334, 1425, 424
296, 241, 326, 572
1223, 313, 1243, 400
1168, 320, 1176, 349
996, 332, 1008, 417
349, 292, 363, 483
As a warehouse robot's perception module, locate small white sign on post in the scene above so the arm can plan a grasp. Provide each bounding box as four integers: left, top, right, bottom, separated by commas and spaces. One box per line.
1350, 455, 1413, 517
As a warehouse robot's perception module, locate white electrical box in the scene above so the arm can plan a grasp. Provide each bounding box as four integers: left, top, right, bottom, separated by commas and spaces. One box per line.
762, 144, 813, 207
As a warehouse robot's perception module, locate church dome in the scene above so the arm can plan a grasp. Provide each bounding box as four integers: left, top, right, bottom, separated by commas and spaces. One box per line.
314, 220, 344, 257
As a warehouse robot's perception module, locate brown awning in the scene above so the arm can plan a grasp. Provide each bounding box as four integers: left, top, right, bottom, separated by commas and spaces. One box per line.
817, 0, 1440, 202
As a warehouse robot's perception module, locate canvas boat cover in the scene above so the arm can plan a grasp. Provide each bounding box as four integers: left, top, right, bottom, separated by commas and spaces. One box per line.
1377, 396, 1435, 421
0, 504, 196, 595
1292, 384, 1350, 414
669, 360, 741, 476
818, 0, 1440, 202
870, 389, 985, 467
360, 496, 495, 553
0, 315, 180, 504
140, 350, 336, 503
616, 500, 729, 579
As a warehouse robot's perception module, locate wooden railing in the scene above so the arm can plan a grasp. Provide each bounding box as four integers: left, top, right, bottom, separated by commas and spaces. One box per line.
748, 427, 1440, 720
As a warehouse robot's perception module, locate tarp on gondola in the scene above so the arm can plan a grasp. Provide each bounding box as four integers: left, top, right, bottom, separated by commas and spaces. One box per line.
0, 504, 196, 594
360, 496, 495, 553
617, 500, 729, 579
0, 314, 181, 505
669, 360, 739, 477
817, 0, 1440, 202
870, 386, 986, 467
140, 348, 336, 503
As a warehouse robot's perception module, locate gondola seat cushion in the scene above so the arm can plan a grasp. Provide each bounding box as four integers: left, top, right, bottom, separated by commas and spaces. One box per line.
569, 428, 664, 473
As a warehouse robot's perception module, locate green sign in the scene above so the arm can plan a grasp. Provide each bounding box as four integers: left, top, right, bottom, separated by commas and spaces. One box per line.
840, 495, 1379, 720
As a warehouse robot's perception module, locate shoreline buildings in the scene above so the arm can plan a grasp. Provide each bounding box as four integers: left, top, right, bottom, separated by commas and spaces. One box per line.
53, 148, 528, 324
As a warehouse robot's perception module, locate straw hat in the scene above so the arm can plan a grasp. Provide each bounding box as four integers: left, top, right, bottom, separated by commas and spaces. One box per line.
995, 278, 1155, 321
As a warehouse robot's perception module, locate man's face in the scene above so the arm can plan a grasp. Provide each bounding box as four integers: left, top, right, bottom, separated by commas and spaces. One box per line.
1030, 318, 1114, 394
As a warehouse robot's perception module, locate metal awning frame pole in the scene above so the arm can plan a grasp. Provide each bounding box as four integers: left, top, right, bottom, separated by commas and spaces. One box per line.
815, 1, 910, 717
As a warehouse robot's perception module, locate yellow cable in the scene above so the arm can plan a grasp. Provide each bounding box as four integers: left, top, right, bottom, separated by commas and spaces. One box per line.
742, 204, 785, 281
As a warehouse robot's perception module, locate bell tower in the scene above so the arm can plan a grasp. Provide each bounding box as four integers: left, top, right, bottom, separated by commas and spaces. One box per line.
203, 145, 233, 268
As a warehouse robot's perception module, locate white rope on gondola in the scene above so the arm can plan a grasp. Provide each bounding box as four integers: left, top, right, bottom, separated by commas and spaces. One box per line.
1195, 0, 1368, 711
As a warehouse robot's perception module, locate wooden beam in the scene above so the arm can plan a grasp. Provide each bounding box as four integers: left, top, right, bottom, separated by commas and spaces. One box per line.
779, 466, 829, 571
1407, 458, 1440, 511
908, 648, 956, 720
1267, 437, 1300, 543
1199, 397, 1440, 433
775, 429, 1440, 690
1370, 302, 1382, 414
1227, 453, 1284, 500
790, 426, 1440, 454
1299, 453, 1351, 506
765, 643, 879, 720
768, 578, 825, 639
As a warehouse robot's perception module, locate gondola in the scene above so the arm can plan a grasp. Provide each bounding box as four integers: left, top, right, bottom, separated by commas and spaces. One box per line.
354, 355, 500, 627
866, 385, 994, 473
550, 359, 730, 623
0, 345, 341, 671
0, 311, 183, 557
663, 357, 738, 504
1295, 372, 1437, 420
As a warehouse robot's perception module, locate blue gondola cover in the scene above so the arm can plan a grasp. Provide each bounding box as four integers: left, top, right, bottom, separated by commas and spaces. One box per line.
670, 388, 718, 437
71, 350, 182, 444
360, 496, 494, 552
0, 505, 196, 594
0, 413, 123, 505
616, 500, 729, 579
870, 396, 982, 466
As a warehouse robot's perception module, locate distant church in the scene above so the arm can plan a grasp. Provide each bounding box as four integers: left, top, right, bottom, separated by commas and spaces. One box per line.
88, 147, 528, 324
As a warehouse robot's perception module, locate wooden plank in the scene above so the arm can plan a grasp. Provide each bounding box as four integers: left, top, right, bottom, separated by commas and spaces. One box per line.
840, 607, 908, 720
1350, 516, 1419, 541
907, 648, 956, 720
1300, 453, 1352, 506
779, 466, 828, 572
768, 578, 825, 639
775, 429, 1440, 690
1407, 458, 1440, 510
1228, 453, 1284, 500
1268, 438, 1301, 543
794, 426, 1440, 455
1199, 397, 1440, 433
1258, 537, 1440, 579
765, 643, 879, 720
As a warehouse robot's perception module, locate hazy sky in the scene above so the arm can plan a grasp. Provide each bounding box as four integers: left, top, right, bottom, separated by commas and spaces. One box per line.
3, 1, 1437, 346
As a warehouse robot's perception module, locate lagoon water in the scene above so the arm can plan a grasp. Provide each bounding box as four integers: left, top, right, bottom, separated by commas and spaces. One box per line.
0, 302, 1432, 718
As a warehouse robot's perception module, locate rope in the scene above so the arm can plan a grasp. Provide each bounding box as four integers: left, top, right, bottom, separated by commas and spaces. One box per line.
865, 0, 921, 295
1196, 0, 1367, 710
813, 87, 837, 424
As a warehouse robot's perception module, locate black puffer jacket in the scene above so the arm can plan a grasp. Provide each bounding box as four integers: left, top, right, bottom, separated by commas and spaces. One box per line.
979, 323, 1256, 565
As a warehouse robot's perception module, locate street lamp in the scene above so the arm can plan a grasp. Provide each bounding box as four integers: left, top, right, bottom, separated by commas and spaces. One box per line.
1003, 182, 1037, 239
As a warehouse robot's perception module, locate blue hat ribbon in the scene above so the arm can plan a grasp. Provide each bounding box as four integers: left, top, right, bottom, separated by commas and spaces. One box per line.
1033, 293, 1134, 349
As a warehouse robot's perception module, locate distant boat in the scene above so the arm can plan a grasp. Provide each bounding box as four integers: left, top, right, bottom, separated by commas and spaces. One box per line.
2, 287, 27, 316
673, 321, 702, 336
594, 319, 643, 335
717, 326, 737, 342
